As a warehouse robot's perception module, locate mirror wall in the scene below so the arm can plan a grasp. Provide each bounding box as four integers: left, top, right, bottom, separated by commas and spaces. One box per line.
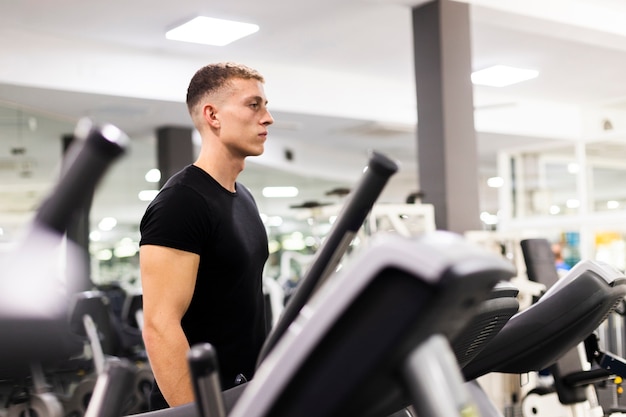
502, 138, 626, 270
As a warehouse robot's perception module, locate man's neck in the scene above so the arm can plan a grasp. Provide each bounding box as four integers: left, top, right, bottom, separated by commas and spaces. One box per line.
194, 152, 244, 193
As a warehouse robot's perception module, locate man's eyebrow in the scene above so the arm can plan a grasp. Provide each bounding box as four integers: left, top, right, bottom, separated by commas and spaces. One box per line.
247, 95, 268, 104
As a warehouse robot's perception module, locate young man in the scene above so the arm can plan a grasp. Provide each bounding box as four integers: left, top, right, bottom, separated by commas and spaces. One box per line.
139, 62, 274, 409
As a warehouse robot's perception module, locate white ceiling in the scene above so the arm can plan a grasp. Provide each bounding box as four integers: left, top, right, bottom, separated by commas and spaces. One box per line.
2, 0, 626, 243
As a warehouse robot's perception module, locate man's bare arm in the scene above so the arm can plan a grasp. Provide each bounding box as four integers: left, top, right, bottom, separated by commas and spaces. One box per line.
140, 245, 200, 407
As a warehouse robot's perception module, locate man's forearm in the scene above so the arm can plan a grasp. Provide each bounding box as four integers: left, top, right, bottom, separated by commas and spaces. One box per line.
144, 324, 195, 407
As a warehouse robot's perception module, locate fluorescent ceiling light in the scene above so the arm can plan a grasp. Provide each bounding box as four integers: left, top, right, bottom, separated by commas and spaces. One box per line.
96, 249, 113, 261
166, 16, 259, 46
98, 217, 117, 231
486, 176, 504, 188
261, 215, 284, 227
567, 163, 580, 174
479, 211, 498, 225
114, 239, 139, 258
139, 190, 159, 201
471, 65, 539, 87
145, 168, 161, 183
89, 230, 101, 241
262, 186, 299, 198
566, 199, 580, 209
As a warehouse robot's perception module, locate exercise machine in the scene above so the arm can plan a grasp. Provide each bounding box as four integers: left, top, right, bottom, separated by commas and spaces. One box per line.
463, 253, 626, 417
513, 238, 626, 417
0, 118, 134, 417
225, 231, 516, 417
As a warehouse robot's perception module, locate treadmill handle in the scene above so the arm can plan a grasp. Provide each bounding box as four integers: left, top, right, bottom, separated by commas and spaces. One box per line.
84, 359, 136, 417
256, 150, 399, 366
35, 118, 128, 234
188, 343, 227, 417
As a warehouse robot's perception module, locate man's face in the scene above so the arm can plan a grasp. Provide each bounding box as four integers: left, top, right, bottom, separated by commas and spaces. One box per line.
215, 77, 273, 157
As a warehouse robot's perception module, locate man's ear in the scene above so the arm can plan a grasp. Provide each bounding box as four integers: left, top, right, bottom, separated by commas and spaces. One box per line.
203, 104, 220, 128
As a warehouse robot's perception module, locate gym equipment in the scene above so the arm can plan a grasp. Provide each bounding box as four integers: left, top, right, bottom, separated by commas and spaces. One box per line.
187, 344, 226, 417
5, 363, 64, 417
453, 280, 519, 368
96, 284, 145, 357
62, 374, 99, 417
0, 118, 128, 376
68, 290, 153, 415
257, 150, 400, 365
450, 237, 626, 417
70, 291, 122, 373
83, 359, 136, 417
365, 202, 436, 237
520, 238, 562, 287
122, 293, 144, 332
500, 238, 626, 417
0, 118, 129, 417
461, 255, 626, 416
463, 259, 626, 381
222, 231, 517, 417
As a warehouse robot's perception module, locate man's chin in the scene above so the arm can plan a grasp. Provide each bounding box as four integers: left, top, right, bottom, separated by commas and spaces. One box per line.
248, 147, 264, 157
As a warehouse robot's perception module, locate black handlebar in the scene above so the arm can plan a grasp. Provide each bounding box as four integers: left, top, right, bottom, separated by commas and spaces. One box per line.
188, 343, 227, 417
0, 119, 128, 376
35, 118, 128, 234
84, 359, 136, 417
257, 151, 399, 366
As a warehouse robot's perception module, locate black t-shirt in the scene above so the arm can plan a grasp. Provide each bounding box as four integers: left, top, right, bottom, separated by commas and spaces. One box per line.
140, 164, 269, 406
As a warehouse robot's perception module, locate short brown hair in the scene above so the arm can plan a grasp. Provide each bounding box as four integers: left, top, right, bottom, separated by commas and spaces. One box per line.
186, 62, 265, 113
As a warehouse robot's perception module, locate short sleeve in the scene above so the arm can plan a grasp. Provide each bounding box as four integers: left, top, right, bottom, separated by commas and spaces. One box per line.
139, 185, 211, 254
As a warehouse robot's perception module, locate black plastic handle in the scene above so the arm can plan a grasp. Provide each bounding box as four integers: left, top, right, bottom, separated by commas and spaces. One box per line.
0, 118, 128, 377
188, 343, 226, 417
35, 118, 128, 234
84, 359, 136, 417
257, 150, 399, 366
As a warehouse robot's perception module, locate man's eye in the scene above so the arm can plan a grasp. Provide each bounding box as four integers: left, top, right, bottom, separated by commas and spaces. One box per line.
250, 102, 259, 108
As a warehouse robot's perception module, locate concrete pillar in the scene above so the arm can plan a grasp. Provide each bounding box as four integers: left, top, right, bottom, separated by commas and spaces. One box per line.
156, 126, 194, 188
412, 0, 481, 233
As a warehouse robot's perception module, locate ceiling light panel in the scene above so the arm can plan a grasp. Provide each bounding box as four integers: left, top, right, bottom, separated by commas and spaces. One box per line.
166, 16, 259, 46
262, 186, 299, 198
471, 65, 539, 87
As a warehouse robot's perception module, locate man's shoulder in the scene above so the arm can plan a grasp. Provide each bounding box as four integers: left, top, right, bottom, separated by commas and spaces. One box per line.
144, 179, 206, 218
162, 165, 201, 187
